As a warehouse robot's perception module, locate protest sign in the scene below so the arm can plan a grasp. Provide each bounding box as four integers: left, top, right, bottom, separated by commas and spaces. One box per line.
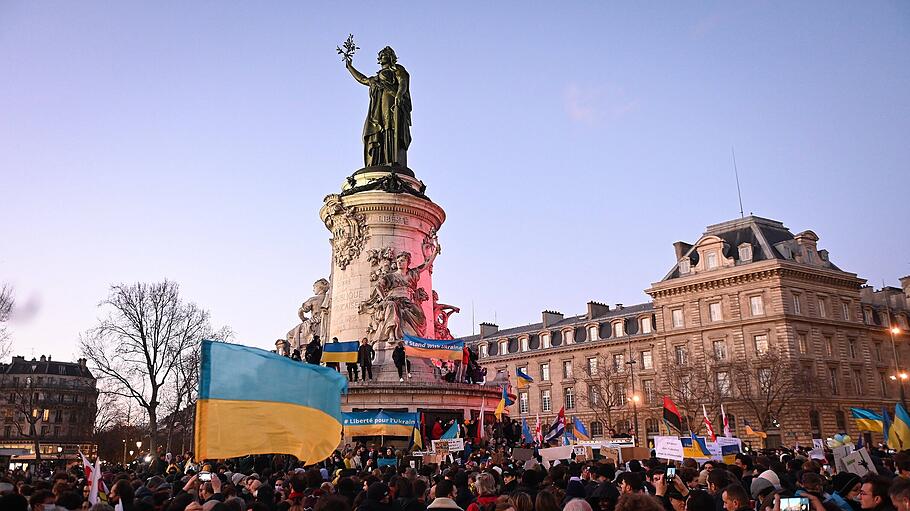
654, 436, 684, 461
843, 448, 877, 476
812, 439, 824, 450
377, 458, 397, 468
600, 447, 621, 464
809, 448, 826, 460
833, 445, 855, 473
432, 438, 464, 453
539, 445, 574, 461
512, 447, 535, 461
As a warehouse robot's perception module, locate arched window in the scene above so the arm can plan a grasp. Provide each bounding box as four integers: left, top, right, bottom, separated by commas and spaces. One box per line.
835, 410, 847, 432
590, 421, 604, 437
613, 322, 624, 337
810, 410, 822, 438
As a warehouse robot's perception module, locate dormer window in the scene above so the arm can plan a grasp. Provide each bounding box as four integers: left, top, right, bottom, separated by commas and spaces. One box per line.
541, 333, 551, 349
498, 339, 508, 355
520, 337, 529, 352
480, 344, 488, 358
738, 243, 753, 262
613, 321, 624, 337
679, 259, 690, 274
706, 251, 718, 269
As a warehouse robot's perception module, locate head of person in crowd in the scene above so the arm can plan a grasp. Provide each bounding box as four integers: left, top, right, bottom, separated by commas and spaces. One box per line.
831, 472, 862, 502
721, 484, 750, 511
860, 475, 893, 511
616, 472, 643, 495
706, 469, 729, 496
889, 476, 910, 511
615, 493, 663, 511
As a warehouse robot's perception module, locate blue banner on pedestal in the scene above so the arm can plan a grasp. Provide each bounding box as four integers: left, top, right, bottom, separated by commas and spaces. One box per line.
343, 411, 419, 437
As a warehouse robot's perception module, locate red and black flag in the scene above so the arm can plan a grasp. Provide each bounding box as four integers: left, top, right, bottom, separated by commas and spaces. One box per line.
663, 396, 683, 431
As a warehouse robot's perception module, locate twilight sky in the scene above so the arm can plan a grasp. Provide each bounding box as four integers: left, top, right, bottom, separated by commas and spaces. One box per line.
2, 2, 909, 362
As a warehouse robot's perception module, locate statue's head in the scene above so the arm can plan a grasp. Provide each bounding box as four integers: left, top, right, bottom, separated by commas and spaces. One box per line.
378, 46, 398, 65
313, 278, 329, 295
396, 251, 412, 269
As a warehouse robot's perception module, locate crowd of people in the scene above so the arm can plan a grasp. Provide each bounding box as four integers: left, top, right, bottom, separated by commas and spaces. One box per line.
285, 336, 486, 385
5, 441, 910, 511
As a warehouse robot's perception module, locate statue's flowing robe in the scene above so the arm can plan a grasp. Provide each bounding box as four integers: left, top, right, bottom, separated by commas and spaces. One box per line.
363, 65, 411, 166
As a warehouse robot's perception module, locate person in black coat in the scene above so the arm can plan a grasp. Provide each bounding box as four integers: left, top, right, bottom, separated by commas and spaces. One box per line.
304, 335, 323, 365
392, 342, 411, 382
358, 338, 375, 380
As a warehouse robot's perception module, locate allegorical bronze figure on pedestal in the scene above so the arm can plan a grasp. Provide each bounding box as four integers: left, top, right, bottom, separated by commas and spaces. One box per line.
338, 35, 411, 168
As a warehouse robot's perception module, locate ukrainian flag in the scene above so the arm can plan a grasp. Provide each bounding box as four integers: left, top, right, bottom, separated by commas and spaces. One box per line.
195, 340, 347, 462
890, 403, 910, 450
516, 369, 534, 389
572, 417, 591, 441
322, 341, 359, 364
851, 407, 884, 433
402, 334, 463, 361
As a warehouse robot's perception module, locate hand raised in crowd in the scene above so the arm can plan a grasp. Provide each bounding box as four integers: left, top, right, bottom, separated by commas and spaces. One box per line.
182, 474, 198, 493
211, 472, 222, 494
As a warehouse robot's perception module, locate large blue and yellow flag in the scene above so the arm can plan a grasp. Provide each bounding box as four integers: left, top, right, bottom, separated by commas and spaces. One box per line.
195, 340, 347, 462
890, 403, 910, 450
322, 341, 359, 364
402, 334, 463, 361
851, 407, 884, 433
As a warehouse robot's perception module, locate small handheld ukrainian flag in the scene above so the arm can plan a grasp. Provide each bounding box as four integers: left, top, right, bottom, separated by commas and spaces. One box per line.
195, 340, 348, 462
516, 369, 534, 389
572, 417, 591, 441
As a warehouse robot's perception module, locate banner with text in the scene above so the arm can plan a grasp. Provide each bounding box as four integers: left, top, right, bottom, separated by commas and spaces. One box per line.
403, 335, 463, 361
343, 411, 418, 437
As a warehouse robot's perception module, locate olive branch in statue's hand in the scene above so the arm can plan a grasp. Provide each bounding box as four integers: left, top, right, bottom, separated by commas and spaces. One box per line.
336, 34, 359, 63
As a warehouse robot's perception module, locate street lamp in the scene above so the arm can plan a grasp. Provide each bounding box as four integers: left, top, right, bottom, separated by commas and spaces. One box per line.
631, 394, 641, 447
889, 326, 906, 408
129, 450, 134, 457
122, 439, 127, 465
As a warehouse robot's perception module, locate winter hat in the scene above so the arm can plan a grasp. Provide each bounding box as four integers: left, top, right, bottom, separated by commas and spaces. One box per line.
750, 470, 781, 499
231, 473, 247, 486
831, 472, 861, 496
368, 482, 391, 501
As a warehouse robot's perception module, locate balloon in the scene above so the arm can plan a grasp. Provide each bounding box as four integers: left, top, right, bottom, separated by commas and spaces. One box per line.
842, 435, 853, 445
834, 433, 845, 443
827, 437, 842, 448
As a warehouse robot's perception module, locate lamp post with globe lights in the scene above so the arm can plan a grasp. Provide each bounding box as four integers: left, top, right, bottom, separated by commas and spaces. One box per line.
630, 394, 641, 446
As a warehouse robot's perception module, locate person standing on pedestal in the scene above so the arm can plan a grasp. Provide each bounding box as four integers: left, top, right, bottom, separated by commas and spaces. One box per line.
392, 341, 411, 382
326, 337, 341, 372
358, 338, 375, 381
304, 335, 323, 365
346, 359, 359, 382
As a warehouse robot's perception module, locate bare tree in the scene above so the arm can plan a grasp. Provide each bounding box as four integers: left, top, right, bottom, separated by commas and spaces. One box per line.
80, 281, 217, 456
93, 381, 128, 435
577, 353, 631, 430
661, 355, 727, 435
7, 377, 48, 464
728, 350, 813, 431
0, 284, 14, 359
161, 326, 231, 454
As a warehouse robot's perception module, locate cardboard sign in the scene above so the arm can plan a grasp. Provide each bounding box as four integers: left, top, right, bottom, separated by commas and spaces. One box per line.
654, 436, 685, 462
600, 447, 621, 464
432, 438, 464, 453
833, 445, 855, 473
512, 447, 535, 461
809, 448, 826, 460
539, 445, 574, 461
812, 438, 824, 450
843, 448, 877, 476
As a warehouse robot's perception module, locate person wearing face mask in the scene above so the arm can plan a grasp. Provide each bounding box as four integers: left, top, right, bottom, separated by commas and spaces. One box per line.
828, 473, 862, 511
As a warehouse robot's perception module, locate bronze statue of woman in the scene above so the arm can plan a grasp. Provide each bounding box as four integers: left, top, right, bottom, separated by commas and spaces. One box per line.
345, 46, 411, 168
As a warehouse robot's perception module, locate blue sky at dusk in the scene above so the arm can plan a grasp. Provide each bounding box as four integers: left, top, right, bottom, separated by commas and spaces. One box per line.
2, 2, 908, 360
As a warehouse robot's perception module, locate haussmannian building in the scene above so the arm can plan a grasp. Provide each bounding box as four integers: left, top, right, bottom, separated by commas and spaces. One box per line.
0, 355, 99, 464
465, 216, 910, 448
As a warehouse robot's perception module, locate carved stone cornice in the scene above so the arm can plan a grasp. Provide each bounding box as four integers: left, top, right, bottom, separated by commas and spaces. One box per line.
647, 262, 864, 299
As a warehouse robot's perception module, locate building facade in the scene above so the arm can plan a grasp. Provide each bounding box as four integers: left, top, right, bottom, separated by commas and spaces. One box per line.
0, 355, 99, 463
466, 216, 910, 448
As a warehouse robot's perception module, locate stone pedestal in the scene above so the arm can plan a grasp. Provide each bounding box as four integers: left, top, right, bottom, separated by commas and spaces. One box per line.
319, 167, 446, 379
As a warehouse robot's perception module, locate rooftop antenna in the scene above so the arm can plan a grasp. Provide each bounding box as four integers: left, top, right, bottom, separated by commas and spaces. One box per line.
732, 146, 744, 218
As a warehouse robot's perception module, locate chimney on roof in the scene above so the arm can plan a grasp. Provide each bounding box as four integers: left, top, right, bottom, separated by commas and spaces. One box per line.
479, 322, 499, 338
673, 241, 693, 260
12, 356, 24, 363
900, 276, 910, 302
77, 358, 87, 369
47, 355, 51, 361
586, 301, 610, 320
39, 355, 46, 362
615, 303, 624, 310
542, 310, 563, 328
